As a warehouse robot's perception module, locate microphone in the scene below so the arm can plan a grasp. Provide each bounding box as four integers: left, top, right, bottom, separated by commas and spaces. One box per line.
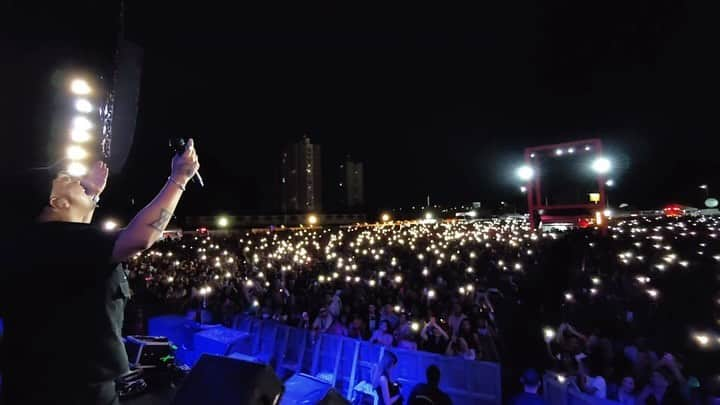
170, 138, 204, 187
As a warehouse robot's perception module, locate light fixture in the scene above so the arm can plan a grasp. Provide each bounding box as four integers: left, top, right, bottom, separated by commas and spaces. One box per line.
66, 145, 88, 160
70, 129, 91, 143
516, 165, 534, 181
555, 149, 563, 156
217, 216, 229, 228
381, 213, 391, 222
520, 186, 527, 193
70, 79, 92, 95
72, 116, 93, 131
605, 179, 615, 187
591, 157, 612, 174
75, 99, 93, 113
66, 162, 88, 177
308, 214, 318, 225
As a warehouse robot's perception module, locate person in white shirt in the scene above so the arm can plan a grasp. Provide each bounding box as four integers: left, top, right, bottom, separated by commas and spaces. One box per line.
579, 356, 607, 399
312, 307, 334, 333
447, 304, 467, 337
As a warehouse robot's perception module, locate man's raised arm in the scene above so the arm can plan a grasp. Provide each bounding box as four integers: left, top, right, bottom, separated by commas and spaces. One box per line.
112, 139, 200, 262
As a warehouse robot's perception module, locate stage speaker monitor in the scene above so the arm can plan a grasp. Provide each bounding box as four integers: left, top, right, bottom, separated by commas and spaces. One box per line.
171, 354, 284, 405
280, 373, 350, 405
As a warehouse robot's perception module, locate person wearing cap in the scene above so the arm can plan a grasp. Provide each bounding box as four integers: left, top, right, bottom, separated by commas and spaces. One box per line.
509, 369, 546, 405
312, 307, 334, 333
0, 140, 200, 405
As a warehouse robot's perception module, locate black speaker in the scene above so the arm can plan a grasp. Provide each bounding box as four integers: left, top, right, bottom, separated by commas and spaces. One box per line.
280, 374, 350, 405
171, 354, 284, 405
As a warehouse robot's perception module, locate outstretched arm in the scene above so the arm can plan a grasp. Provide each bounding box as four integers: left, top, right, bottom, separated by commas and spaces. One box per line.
112, 139, 200, 262
80, 161, 109, 224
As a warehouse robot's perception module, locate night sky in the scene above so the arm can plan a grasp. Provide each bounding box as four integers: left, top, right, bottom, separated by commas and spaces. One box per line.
2, 1, 718, 219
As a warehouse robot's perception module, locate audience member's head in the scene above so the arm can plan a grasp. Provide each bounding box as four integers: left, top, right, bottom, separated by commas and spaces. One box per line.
520, 369, 541, 394
426, 365, 441, 387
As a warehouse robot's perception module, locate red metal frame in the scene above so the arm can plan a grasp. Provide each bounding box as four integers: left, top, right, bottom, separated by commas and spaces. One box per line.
523, 138, 607, 230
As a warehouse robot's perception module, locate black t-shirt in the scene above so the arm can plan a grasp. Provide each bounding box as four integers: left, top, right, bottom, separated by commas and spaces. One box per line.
0, 222, 129, 388
408, 383, 452, 405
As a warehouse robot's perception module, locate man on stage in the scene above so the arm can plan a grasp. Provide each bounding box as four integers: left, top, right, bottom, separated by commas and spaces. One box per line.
0, 140, 200, 405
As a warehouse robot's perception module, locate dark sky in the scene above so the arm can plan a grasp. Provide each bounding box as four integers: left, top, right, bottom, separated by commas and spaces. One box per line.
2, 1, 719, 218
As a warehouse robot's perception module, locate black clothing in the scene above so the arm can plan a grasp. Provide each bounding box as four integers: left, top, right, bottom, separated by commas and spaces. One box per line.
408, 383, 452, 405
376, 372, 402, 405
0, 222, 127, 404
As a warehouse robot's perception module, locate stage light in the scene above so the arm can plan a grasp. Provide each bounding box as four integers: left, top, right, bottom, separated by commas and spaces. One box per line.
555, 149, 563, 156
66, 145, 88, 160
584, 145, 591, 151
468, 210, 477, 217
70, 129, 91, 143
308, 214, 318, 225
70, 79, 92, 95
603, 209, 613, 217
75, 99, 93, 113
103, 220, 118, 231
530, 153, 536, 158
699, 184, 708, 190
167, 276, 174, 283
591, 157, 612, 174
516, 165, 534, 181
381, 213, 391, 222
520, 186, 527, 193
66, 162, 88, 177
424, 212, 433, 220
217, 216, 229, 228
557, 375, 566, 383
567, 147, 575, 154
606, 179, 615, 187
72, 116, 93, 131
427, 289, 436, 298
411, 322, 420, 332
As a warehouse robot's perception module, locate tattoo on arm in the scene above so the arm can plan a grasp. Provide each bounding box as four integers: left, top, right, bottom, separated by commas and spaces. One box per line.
149, 209, 172, 232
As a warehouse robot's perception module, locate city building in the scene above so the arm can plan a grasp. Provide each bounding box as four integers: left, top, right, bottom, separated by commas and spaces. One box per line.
280, 135, 322, 213
339, 157, 364, 209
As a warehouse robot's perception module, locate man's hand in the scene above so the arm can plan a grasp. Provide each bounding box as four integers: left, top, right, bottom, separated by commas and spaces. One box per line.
170, 138, 200, 186
81, 161, 109, 197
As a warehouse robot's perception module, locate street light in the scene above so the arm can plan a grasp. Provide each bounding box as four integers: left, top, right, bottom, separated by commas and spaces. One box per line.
591, 157, 612, 174
308, 214, 318, 225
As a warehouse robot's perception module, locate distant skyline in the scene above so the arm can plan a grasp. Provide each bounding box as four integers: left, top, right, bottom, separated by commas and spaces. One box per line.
2, 1, 719, 219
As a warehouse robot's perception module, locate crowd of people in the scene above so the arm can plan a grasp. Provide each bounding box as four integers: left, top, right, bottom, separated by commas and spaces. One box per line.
122, 215, 720, 403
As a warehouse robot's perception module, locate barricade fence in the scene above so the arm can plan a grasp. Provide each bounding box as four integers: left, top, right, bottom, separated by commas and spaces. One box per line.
148, 314, 502, 405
